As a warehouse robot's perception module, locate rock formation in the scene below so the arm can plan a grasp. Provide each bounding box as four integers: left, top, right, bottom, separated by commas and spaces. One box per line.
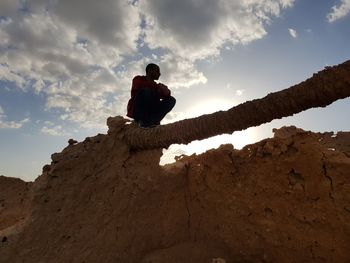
0, 176, 32, 245
0, 60, 349, 262
1, 122, 350, 263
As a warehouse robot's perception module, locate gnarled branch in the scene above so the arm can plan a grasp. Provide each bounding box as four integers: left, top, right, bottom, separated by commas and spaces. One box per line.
123, 60, 350, 150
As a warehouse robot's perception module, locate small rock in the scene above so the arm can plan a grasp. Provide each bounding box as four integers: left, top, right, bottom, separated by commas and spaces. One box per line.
68, 139, 78, 146
42, 164, 51, 173
263, 141, 275, 154
51, 152, 61, 163
107, 116, 128, 134
273, 126, 305, 139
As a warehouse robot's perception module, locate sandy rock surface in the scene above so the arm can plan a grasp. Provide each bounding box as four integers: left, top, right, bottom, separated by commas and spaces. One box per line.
0, 118, 349, 263
0, 176, 32, 238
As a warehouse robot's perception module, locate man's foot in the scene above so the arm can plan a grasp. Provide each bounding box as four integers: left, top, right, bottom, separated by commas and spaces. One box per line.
137, 121, 159, 129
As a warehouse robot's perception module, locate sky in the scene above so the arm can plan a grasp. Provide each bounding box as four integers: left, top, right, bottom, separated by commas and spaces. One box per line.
0, 0, 349, 181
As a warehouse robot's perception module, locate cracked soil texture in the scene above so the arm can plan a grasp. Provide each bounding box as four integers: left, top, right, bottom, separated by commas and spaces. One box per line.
0, 118, 349, 263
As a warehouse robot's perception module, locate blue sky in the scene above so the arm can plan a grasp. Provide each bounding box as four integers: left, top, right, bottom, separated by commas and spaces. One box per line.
0, 0, 349, 181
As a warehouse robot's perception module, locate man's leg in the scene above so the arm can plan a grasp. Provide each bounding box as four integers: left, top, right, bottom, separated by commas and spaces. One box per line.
133, 88, 158, 127
151, 96, 176, 125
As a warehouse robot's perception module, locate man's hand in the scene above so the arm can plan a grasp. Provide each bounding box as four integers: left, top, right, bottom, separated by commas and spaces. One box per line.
158, 83, 171, 97
158, 83, 168, 89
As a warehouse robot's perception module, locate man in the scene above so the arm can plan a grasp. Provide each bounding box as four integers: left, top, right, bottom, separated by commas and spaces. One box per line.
126, 63, 176, 128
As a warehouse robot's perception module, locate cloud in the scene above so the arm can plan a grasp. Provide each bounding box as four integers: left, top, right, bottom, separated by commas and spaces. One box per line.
0, 2, 140, 82
0, 119, 27, 129
288, 28, 297, 38
0, 64, 27, 89
0, 0, 18, 17
156, 54, 207, 89
327, 0, 350, 22
0, 1, 142, 127
140, 0, 295, 60
0, 0, 294, 128
40, 125, 71, 136
0, 106, 30, 129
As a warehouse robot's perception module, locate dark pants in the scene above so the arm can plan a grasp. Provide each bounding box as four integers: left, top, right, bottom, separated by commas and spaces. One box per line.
133, 88, 176, 127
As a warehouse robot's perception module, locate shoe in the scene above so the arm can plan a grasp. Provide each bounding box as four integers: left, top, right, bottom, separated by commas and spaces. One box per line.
137, 121, 150, 129
138, 121, 159, 129
138, 123, 150, 129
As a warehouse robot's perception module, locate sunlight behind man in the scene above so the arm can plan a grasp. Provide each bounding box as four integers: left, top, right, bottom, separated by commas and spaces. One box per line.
160, 98, 257, 165
185, 98, 235, 118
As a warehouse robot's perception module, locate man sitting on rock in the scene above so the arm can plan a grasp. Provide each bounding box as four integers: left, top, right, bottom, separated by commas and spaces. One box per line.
127, 63, 176, 128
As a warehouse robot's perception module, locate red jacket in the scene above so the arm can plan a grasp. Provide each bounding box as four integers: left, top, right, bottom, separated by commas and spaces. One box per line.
126, 75, 170, 118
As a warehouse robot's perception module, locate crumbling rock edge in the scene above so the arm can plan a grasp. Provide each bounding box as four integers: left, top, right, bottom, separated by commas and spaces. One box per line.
0, 117, 349, 263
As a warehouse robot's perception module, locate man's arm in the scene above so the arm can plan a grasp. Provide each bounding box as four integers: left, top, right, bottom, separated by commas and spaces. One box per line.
132, 76, 159, 96
132, 76, 170, 97
157, 83, 171, 97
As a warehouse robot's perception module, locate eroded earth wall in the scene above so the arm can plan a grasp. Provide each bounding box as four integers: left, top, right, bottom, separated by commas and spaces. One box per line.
0, 118, 349, 263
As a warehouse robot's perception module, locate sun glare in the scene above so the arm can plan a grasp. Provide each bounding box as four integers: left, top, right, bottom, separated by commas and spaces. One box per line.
186, 98, 235, 117
161, 98, 258, 165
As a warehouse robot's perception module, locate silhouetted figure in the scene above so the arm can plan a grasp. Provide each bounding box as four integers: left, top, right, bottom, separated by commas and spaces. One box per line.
127, 63, 176, 128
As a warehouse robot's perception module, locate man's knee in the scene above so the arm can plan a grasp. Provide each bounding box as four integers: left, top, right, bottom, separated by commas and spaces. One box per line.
163, 96, 176, 112
167, 96, 176, 108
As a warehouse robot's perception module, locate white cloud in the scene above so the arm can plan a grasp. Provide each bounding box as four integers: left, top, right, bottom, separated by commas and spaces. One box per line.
0, 0, 295, 128
327, 0, 350, 22
44, 121, 54, 126
41, 125, 71, 136
141, 0, 295, 60
288, 28, 297, 38
0, 106, 30, 129
157, 54, 207, 89
0, 0, 141, 77
0, 64, 27, 89
306, 29, 312, 33
0, 0, 18, 18
0, 1, 142, 128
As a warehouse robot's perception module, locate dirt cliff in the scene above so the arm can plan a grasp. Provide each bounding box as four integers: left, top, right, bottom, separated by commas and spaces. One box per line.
0, 117, 349, 263
0, 176, 32, 241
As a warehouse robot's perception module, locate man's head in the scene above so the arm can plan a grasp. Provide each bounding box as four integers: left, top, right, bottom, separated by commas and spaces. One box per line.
145, 63, 161, 80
